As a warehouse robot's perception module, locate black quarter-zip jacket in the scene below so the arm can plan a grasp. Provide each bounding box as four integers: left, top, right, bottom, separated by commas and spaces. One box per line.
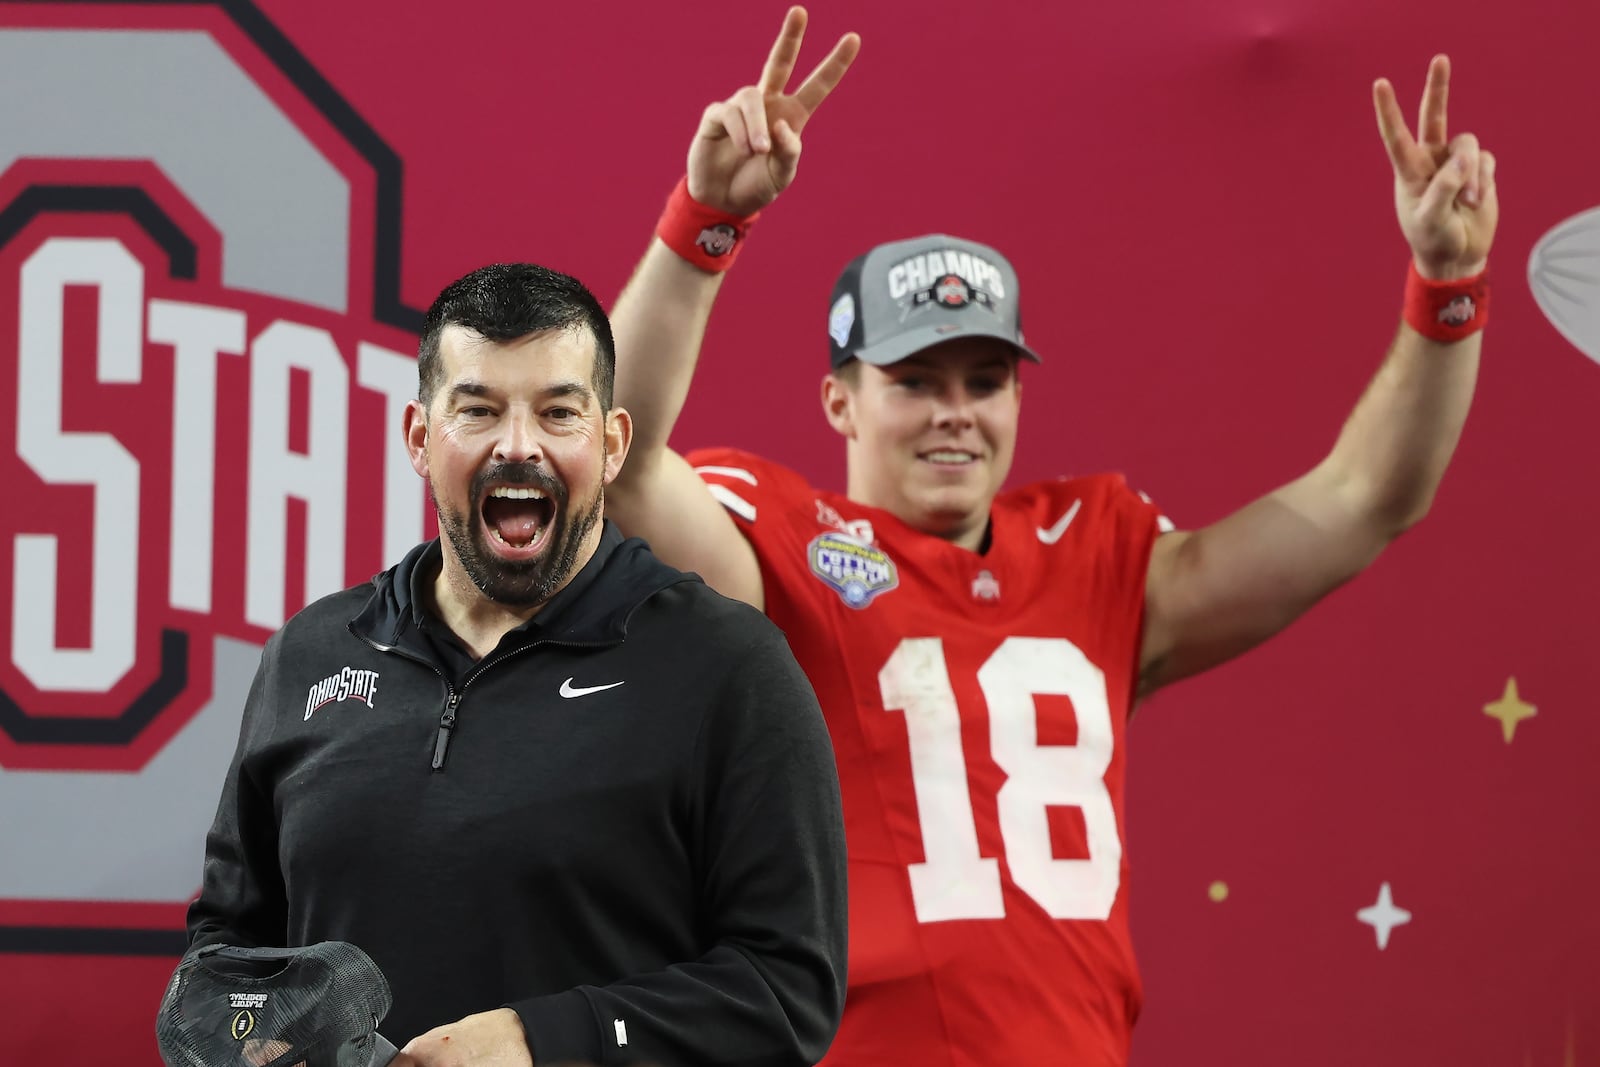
186, 524, 847, 1066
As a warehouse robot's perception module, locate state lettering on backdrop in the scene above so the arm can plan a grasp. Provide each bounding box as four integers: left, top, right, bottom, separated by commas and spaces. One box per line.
0, 0, 424, 954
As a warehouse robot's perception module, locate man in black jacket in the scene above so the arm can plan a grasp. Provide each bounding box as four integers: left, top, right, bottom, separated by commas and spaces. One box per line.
185, 263, 848, 1067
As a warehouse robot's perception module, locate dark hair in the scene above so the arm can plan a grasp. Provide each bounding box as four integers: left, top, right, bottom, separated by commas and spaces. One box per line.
417, 262, 615, 409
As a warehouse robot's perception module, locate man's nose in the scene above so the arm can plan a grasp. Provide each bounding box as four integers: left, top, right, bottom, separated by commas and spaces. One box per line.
492, 410, 543, 464
931, 389, 976, 431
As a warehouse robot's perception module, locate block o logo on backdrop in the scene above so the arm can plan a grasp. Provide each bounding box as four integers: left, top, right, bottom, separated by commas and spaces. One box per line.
0, 0, 424, 953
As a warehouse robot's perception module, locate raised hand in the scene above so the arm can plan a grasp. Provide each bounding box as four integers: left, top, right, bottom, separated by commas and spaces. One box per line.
686, 6, 860, 215
1373, 55, 1499, 280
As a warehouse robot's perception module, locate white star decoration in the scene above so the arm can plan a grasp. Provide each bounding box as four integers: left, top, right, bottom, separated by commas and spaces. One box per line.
1356, 882, 1412, 950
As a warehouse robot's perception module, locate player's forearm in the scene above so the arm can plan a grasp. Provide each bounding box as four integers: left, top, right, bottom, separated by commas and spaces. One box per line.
1314, 321, 1482, 537
610, 239, 726, 462
1139, 322, 1481, 693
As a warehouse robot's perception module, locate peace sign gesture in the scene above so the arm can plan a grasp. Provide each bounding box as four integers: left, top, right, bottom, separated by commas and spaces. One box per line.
1373, 55, 1498, 280
686, 6, 861, 216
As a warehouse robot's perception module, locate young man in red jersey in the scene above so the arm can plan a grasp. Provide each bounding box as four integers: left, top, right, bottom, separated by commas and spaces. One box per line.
604, 8, 1497, 1065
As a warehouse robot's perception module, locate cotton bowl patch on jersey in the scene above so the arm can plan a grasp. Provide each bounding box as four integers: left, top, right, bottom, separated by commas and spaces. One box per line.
807, 532, 898, 608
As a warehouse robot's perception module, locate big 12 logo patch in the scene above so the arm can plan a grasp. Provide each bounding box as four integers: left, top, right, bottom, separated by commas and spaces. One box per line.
0, 0, 426, 953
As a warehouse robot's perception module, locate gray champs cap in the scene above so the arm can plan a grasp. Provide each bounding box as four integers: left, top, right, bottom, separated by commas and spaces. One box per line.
156, 942, 398, 1067
826, 234, 1042, 370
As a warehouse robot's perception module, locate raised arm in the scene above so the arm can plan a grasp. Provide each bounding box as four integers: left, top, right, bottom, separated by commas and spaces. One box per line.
1139, 55, 1498, 694
605, 7, 858, 607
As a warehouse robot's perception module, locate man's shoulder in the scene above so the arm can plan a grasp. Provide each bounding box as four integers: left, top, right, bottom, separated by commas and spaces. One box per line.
274, 578, 379, 644
1003, 471, 1141, 506
640, 577, 775, 636
1000, 472, 1167, 526
624, 579, 793, 674
682, 446, 794, 481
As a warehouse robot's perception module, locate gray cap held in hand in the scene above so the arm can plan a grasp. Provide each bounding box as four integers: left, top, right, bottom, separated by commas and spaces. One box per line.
155, 942, 397, 1067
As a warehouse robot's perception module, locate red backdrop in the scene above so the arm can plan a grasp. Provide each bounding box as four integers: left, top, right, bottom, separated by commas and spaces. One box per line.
1, 1, 1595, 1064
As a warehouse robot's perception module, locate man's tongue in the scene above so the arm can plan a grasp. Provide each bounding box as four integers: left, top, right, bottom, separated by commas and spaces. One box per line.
483, 496, 546, 548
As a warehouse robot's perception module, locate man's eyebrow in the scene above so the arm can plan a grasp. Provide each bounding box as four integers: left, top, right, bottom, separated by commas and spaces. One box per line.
541, 379, 594, 402
447, 381, 494, 402
445, 379, 595, 403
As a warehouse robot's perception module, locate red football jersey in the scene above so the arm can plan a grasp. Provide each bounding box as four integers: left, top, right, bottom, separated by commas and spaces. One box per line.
689, 448, 1168, 1067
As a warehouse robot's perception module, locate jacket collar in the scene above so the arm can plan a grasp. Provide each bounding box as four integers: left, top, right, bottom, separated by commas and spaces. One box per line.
349, 521, 694, 660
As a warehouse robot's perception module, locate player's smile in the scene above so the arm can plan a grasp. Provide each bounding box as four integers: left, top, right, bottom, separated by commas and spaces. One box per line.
823, 338, 1021, 550
917, 448, 980, 467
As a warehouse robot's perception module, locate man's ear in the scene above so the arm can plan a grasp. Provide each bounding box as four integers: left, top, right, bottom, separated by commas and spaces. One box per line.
601, 406, 633, 485
821, 374, 856, 440
403, 398, 429, 478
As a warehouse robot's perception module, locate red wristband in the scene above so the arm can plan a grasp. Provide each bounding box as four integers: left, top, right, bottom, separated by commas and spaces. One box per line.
1403, 261, 1489, 343
655, 176, 759, 273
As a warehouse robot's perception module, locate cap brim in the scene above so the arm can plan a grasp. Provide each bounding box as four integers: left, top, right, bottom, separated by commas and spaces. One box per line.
852, 322, 1041, 367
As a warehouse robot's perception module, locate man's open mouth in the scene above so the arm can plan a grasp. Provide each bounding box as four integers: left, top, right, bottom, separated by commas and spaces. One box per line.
481, 485, 555, 551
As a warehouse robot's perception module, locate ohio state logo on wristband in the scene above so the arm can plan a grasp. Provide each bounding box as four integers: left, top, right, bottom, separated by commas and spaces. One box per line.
696, 223, 740, 258
1438, 293, 1477, 327
1403, 261, 1490, 343
657, 176, 759, 273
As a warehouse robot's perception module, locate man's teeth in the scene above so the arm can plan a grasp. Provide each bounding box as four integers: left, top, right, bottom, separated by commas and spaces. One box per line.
489, 486, 547, 499
489, 528, 541, 548
925, 451, 976, 463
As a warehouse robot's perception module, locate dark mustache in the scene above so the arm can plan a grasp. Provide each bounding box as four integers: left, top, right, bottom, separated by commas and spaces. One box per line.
471, 462, 565, 508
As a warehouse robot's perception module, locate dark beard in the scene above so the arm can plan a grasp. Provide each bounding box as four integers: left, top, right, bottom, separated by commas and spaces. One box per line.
434, 460, 603, 608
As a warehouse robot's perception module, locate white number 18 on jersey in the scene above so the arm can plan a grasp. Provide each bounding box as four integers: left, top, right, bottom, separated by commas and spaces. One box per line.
879, 636, 1121, 923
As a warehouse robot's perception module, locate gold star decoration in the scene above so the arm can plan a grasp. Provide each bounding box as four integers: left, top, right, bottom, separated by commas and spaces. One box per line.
1483, 677, 1536, 744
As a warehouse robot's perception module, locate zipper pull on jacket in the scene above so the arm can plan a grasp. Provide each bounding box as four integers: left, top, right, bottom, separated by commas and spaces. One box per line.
432, 692, 461, 770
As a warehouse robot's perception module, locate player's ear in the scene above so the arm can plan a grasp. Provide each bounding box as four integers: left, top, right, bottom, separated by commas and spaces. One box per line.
821, 373, 856, 439
403, 398, 430, 478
